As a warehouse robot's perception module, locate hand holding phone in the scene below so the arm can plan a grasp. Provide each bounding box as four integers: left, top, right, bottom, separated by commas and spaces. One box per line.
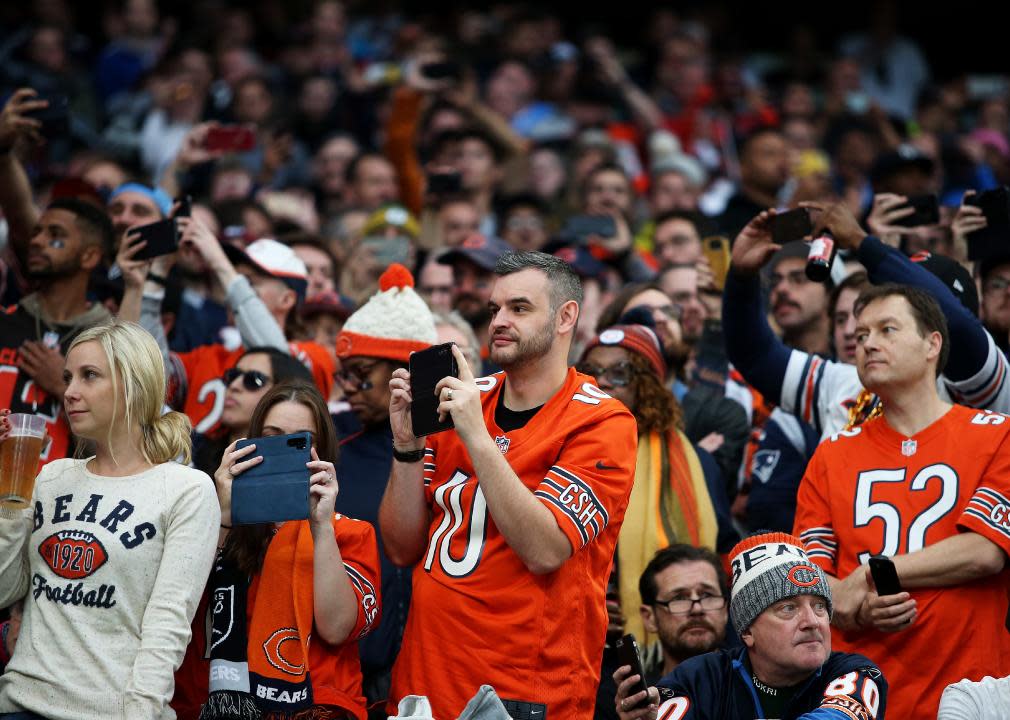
964, 186, 1010, 261
231, 432, 312, 524
770, 208, 813, 244
892, 194, 940, 228
24, 92, 70, 136
868, 555, 903, 596
410, 343, 459, 438
701, 236, 731, 291
615, 634, 649, 711
129, 218, 180, 260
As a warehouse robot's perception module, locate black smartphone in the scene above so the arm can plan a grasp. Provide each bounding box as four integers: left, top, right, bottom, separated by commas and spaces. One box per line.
615, 634, 649, 709
894, 194, 940, 227
231, 432, 312, 524
868, 555, 903, 596
175, 194, 192, 218
420, 60, 462, 81
129, 218, 179, 260
25, 93, 70, 136
966, 186, 1010, 228
410, 342, 459, 438
771, 208, 813, 244
563, 215, 617, 242
427, 170, 463, 196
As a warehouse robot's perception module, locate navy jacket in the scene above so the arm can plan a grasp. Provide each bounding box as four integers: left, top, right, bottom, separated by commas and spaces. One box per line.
332, 411, 412, 680
656, 646, 887, 719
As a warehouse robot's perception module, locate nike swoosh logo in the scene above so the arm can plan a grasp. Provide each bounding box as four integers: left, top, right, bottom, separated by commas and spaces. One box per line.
596, 461, 620, 471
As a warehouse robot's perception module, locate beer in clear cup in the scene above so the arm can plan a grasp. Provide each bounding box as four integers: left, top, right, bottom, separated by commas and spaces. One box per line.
0, 413, 47, 509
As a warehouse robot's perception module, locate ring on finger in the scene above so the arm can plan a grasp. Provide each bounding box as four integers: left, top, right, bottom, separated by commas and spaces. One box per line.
446, 388, 453, 401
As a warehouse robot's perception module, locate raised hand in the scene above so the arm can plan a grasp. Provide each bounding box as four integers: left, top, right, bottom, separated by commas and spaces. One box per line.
117, 231, 153, 290
613, 664, 660, 720
434, 344, 483, 445
0, 89, 48, 151
214, 439, 262, 526
307, 447, 339, 528
389, 367, 420, 452
730, 209, 780, 276
866, 193, 914, 248
952, 191, 988, 246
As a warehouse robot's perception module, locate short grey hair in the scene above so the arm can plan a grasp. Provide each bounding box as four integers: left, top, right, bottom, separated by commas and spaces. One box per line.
494, 250, 583, 313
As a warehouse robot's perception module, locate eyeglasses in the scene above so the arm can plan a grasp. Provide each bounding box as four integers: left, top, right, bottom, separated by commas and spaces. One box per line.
769, 269, 809, 289
628, 303, 682, 321
984, 277, 1010, 294
506, 216, 544, 231
335, 362, 380, 391
654, 593, 726, 615
576, 361, 638, 388
419, 284, 454, 297
223, 368, 271, 391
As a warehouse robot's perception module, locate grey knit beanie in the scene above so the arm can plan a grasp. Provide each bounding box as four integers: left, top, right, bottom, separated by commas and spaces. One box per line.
728, 532, 833, 634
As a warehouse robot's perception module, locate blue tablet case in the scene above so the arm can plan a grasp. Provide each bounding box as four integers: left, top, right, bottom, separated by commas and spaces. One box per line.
231, 432, 311, 525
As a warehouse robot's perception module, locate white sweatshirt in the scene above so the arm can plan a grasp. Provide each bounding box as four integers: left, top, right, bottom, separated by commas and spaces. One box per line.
0, 458, 220, 719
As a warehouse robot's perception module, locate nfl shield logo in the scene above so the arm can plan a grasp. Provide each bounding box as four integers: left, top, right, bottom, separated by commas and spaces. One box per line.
495, 435, 510, 454
901, 439, 917, 457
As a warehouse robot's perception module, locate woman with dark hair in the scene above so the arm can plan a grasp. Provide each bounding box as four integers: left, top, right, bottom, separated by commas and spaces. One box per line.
578, 324, 722, 641
579, 323, 730, 718
181, 381, 380, 720
192, 347, 314, 476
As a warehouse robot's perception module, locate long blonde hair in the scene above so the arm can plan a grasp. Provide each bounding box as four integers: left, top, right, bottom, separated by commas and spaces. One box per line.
68, 320, 192, 465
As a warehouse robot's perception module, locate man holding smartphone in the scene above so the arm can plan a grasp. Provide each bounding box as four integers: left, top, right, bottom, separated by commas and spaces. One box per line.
793, 284, 1010, 718
614, 533, 887, 720
380, 251, 638, 719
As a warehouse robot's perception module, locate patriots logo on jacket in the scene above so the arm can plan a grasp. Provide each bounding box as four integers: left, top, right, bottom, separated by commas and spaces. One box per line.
752, 449, 781, 484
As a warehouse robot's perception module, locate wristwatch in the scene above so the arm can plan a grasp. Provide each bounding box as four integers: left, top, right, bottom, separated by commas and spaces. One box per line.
392, 444, 425, 463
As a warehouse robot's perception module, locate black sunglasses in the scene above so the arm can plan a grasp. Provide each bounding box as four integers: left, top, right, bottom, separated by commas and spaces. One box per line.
223, 368, 272, 391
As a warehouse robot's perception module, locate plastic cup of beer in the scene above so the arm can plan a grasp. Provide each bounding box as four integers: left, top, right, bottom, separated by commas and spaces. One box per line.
1, 414, 46, 509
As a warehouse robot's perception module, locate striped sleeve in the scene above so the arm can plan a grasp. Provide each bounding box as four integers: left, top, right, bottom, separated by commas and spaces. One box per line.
799, 527, 839, 565
422, 439, 438, 503
959, 486, 1010, 555
781, 350, 830, 435
533, 405, 636, 555
781, 351, 865, 439
944, 332, 1010, 412
335, 517, 381, 641
535, 465, 611, 550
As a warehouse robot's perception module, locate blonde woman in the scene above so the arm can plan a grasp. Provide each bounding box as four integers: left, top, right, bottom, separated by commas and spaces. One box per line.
0, 320, 220, 720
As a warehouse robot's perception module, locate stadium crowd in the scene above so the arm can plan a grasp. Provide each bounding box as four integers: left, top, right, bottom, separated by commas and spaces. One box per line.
1, 0, 1010, 718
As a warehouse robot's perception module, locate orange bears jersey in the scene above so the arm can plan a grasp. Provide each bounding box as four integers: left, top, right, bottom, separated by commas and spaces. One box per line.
171, 515, 380, 720
389, 368, 638, 719
171, 341, 335, 435
794, 404, 1010, 720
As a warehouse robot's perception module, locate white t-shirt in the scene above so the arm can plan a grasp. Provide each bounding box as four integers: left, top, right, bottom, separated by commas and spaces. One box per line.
939, 676, 1010, 720
0, 457, 220, 719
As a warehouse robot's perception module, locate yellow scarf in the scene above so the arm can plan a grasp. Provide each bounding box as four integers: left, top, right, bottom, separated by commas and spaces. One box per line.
618, 429, 718, 644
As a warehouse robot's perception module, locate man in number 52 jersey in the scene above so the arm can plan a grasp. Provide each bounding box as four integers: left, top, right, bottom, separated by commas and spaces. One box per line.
380, 251, 638, 719
794, 284, 1010, 719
